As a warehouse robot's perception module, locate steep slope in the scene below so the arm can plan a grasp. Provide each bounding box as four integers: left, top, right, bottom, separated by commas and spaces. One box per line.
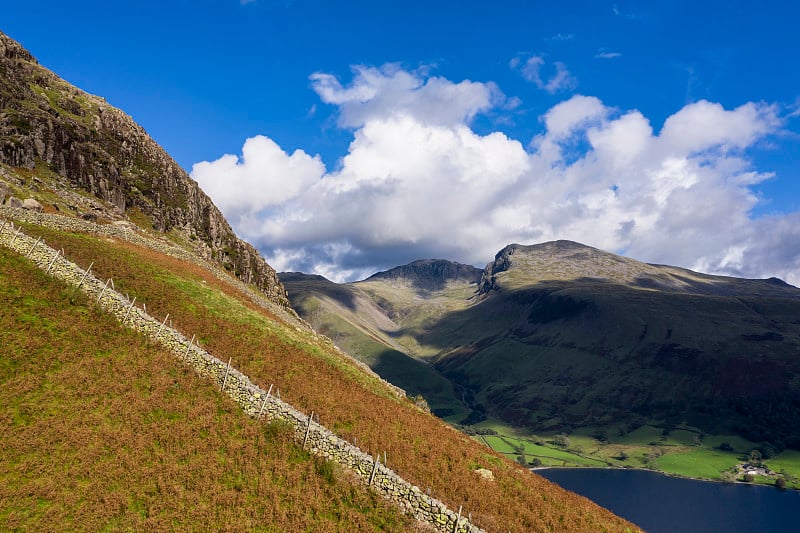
280, 272, 467, 418
281, 259, 484, 418
284, 241, 800, 450
0, 30, 288, 307
437, 242, 800, 443
0, 243, 410, 531
1, 213, 639, 532
0, 32, 638, 531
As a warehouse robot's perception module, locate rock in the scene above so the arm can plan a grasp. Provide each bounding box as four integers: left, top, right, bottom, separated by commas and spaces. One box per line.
22, 198, 43, 212
474, 468, 494, 481
7, 196, 22, 208
0, 181, 7, 203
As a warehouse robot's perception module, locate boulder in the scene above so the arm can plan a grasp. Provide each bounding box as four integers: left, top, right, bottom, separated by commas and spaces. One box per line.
7, 196, 22, 208
22, 198, 43, 212
474, 468, 494, 481
0, 181, 7, 203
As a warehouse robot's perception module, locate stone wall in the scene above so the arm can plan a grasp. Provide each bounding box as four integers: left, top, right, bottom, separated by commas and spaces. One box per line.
0, 216, 485, 533
0, 206, 407, 399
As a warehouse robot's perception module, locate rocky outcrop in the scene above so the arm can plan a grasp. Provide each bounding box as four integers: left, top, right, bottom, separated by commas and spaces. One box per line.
0, 30, 289, 308
366, 259, 482, 291
477, 243, 519, 294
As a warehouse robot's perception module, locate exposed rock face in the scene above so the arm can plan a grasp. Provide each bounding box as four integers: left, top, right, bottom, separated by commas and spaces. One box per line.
0, 31, 289, 308
365, 259, 482, 291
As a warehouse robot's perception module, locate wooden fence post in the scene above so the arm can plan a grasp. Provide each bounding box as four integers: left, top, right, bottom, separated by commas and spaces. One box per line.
258, 384, 273, 418
97, 278, 111, 301
453, 505, 462, 533
155, 313, 170, 337
46, 250, 60, 273
25, 237, 41, 257
220, 357, 232, 391
122, 297, 137, 323
369, 454, 380, 486
183, 334, 195, 359
77, 262, 94, 289
303, 411, 314, 449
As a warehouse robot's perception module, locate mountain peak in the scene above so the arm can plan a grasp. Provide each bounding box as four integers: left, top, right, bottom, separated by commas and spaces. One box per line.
363, 259, 482, 291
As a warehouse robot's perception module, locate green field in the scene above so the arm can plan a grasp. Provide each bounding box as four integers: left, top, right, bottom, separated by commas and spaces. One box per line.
655, 449, 738, 480
476, 422, 800, 489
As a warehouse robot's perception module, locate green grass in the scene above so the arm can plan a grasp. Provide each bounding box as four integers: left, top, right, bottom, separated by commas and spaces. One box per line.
655, 449, 739, 480
475, 420, 800, 489
480, 434, 608, 467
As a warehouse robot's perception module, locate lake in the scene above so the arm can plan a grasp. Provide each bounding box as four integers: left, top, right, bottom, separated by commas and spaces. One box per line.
536, 468, 799, 533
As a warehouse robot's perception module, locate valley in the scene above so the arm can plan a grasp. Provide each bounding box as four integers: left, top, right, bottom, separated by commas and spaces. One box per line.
280, 241, 800, 489
0, 29, 641, 531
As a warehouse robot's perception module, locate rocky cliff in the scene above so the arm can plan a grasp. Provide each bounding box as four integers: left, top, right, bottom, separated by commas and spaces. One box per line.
0, 30, 289, 308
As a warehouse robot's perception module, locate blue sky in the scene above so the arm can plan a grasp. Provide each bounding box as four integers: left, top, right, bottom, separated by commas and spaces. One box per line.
4, 1, 800, 282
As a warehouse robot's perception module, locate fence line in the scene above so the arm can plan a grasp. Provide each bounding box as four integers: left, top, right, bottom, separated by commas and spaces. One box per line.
0, 218, 484, 533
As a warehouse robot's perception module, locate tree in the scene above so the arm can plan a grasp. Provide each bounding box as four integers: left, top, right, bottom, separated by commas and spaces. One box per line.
719, 441, 734, 452
748, 449, 763, 466
552, 434, 571, 448
743, 473, 755, 483
775, 477, 787, 490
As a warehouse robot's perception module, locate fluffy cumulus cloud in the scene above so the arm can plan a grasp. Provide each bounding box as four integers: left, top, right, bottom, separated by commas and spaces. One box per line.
192, 66, 800, 285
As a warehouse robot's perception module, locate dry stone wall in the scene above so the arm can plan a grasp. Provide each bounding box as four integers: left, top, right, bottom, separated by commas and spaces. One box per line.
0, 216, 485, 533
0, 206, 406, 399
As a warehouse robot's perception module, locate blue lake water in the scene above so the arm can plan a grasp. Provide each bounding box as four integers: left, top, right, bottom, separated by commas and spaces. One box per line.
536, 468, 799, 533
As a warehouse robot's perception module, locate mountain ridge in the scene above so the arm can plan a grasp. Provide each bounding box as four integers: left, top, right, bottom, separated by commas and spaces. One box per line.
282, 240, 800, 450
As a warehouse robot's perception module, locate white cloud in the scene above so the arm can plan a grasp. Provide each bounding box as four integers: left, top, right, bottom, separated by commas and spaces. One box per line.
546, 33, 575, 42
659, 100, 779, 154
192, 65, 799, 285
789, 97, 800, 117
515, 55, 577, 94
309, 64, 502, 128
191, 135, 324, 225
595, 50, 622, 59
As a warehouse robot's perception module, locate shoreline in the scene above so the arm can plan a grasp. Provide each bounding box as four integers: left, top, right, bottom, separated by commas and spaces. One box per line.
530, 464, 798, 491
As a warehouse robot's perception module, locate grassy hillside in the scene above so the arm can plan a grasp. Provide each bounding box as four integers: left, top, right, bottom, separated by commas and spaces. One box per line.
280, 272, 468, 419
0, 245, 411, 531
3, 216, 639, 532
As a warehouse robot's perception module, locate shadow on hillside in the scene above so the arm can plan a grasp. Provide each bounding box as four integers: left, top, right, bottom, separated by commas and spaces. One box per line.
390, 276, 800, 440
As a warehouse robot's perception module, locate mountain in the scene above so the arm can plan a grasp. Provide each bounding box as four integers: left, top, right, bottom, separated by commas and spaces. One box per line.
0, 30, 637, 531
366, 259, 483, 291
282, 240, 800, 450
0, 30, 288, 308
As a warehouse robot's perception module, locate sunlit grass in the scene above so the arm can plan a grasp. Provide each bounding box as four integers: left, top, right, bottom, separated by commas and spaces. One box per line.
11, 223, 639, 532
